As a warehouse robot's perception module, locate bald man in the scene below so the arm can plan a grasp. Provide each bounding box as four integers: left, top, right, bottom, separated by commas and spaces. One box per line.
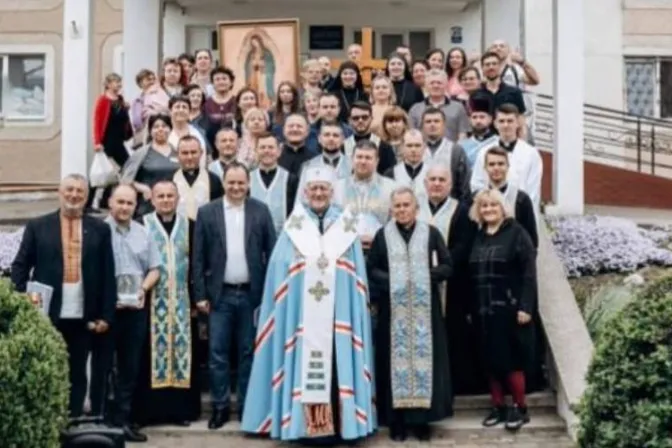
104, 183, 160, 442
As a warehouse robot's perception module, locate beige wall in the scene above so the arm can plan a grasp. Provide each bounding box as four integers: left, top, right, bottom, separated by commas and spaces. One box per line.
0, 0, 122, 185
623, 0, 672, 51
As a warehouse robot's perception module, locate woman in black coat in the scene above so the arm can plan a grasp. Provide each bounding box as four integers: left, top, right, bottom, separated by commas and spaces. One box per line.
384, 52, 425, 112
328, 60, 369, 122
468, 188, 538, 432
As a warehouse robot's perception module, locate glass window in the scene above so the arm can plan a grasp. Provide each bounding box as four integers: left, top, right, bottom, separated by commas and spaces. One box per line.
660, 59, 672, 119
0, 53, 46, 119
409, 31, 432, 60
624, 58, 656, 117
381, 34, 404, 60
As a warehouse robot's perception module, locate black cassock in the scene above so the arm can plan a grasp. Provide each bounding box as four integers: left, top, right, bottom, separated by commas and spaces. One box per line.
132, 217, 203, 425
366, 222, 453, 426
468, 219, 537, 380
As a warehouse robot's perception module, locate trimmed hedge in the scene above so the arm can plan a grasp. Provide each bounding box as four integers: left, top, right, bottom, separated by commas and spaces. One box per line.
0, 279, 69, 448
578, 276, 672, 448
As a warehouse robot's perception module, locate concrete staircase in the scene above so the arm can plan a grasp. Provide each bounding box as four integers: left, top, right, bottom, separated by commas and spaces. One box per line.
142, 391, 574, 447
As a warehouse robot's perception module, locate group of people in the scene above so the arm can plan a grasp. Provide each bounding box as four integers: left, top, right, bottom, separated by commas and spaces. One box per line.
11, 38, 545, 444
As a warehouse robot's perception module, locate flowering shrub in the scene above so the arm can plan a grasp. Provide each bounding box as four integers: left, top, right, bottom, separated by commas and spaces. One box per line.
0, 228, 23, 276
547, 215, 672, 278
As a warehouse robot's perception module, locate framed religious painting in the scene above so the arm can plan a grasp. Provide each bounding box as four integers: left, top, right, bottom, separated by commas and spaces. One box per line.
217, 18, 300, 108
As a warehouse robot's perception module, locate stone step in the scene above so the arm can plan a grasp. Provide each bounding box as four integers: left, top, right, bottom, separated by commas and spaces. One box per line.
201, 391, 557, 415
142, 411, 570, 445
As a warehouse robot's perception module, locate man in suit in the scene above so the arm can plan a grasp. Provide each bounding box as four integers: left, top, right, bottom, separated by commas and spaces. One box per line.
192, 161, 277, 430
11, 173, 116, 417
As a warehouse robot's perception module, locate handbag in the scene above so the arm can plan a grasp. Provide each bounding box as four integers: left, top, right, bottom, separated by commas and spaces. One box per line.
89, 152, 120, 188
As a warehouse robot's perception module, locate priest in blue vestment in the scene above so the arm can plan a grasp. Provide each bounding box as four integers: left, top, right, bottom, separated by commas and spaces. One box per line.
457, 95, 498, 169
242, 166, 377, 444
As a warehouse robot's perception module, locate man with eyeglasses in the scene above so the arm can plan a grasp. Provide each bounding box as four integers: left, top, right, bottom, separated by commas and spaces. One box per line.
344, 101, 396, 175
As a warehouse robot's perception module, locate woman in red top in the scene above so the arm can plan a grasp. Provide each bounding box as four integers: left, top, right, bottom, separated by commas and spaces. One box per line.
93, 73, 132, 167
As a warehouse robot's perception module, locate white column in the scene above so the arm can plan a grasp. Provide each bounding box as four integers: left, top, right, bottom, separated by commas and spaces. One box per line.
123, 0, 162, 100
551, 0, 584, 214
60, 0, 94, 178
482, 0, 522, 51
163, 4, 187, 58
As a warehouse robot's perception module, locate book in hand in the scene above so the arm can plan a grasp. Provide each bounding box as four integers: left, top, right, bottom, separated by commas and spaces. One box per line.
26, 281, 53, 316
116, 274, 143, 307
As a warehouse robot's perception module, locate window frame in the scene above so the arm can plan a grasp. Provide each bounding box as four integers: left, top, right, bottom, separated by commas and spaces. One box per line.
0, 44, 54, 125
623, 55, 672, 119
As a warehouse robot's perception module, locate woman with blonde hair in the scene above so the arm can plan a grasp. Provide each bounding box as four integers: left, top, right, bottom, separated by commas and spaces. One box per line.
369, 75, 396, 137
238, 107, 270, 167
379, 106, 411, 162
302, 90, 321, 125
468, 188, 537, 432
300, 58, 323, 99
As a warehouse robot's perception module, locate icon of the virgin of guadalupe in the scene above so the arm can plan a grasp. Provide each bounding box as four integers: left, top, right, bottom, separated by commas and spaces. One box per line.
243, 33, 276, 108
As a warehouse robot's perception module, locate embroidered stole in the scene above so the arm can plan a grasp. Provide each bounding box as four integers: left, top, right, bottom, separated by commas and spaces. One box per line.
384, 220, 433, 408
344, 134, 381, 159
144, 213, 192, 389
339, 174, 392, 237
284, 204, 359, 407
424, 138, 454, 165
174, 169, 210, 221
418, 198, 459, 316
393, 162, 428, 202
250, 167, 289, 234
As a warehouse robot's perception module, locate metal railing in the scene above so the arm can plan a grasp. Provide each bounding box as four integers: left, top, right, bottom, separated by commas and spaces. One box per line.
533, 93, 672, 177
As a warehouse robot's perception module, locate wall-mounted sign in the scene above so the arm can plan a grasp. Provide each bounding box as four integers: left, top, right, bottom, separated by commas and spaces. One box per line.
450, 26, 463, 44
309, 25, 344, 50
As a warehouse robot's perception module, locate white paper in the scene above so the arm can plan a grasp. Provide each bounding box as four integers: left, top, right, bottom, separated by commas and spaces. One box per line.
26, 281, 53, 316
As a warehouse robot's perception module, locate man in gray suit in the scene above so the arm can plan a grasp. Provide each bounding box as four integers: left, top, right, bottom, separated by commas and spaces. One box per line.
192, 161, 277, 430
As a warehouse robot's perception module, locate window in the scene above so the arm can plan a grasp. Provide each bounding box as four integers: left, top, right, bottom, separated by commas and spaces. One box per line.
624, 56, 672, 118
353, 30, 378, 58
409, 31, 432, 60
0, 52, 47, 120
353, 29, 433, 61
381, 34, 404, 59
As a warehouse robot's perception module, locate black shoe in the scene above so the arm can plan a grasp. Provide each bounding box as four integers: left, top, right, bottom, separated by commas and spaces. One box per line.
208, 409, 230, 429
389, 423, 407, 442
238, 407, 244, 421
482, 406, 507, 427
411, 424, 431, 441
122, 425, 148, 442
505, 405, 530, 431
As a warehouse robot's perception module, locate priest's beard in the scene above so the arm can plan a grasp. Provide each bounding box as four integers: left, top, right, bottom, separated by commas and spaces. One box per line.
472, 125, 489, 137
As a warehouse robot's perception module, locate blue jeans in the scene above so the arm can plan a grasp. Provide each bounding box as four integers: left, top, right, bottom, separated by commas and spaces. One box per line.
209, 285, 256, 411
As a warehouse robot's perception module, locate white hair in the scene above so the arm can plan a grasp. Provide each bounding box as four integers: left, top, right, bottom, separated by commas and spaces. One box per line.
426, 68, 448, 81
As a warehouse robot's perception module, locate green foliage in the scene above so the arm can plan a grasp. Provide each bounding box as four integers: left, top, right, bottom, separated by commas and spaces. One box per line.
0, 279, 69, 448
578, 276, 672, 448
582, 284, 637, 341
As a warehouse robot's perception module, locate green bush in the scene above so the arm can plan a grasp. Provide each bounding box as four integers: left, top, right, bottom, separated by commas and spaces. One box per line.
582, 284, 637, 341
0, 279, 69, 448
577, 276, 672, 448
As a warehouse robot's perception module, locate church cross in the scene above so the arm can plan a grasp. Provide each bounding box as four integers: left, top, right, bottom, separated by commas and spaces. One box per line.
330, 28, 388, 91
309, 281, 330, 302
343, 215, 358, 233
287, 214, 305, 230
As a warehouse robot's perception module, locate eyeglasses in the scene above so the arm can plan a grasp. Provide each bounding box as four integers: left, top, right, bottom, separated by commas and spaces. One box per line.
351, 115, 370, 121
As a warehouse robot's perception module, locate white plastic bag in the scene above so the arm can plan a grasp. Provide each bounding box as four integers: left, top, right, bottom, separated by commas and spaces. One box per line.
89, 152, 119, 187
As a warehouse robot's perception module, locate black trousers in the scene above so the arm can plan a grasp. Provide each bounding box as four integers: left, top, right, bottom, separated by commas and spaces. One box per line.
56, 319, 92, 418
90, 331, 114, 417
112, 309, 147, 425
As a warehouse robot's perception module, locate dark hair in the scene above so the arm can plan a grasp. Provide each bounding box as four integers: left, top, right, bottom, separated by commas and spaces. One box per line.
177, 53, 195, 64
215, 127, 238, 139
223, 160, 250, 180
210, 66, 236, 84
256, 131, 278, 147
350, 101, 372, 115
183, 84, 206, 110
497, 103, 521, 116
273, 81, 301, 125
194, 49, 213, 60
459, 66, 481, 82
353, 139, 378, 153
168, 95, 191, 111
152, 179, 178, 192
425, 48, 445, 63
330, 60, 364, 92
177, 134, 202, 149
485, 146, 510, 163
421, 106, 446, 122
147, 114, 172, 132
385, 52, 413, 81
445, 47, 468, 78
234, 87, 259, 122
319, 122, 344, 134
135, 69, 155, 88
412, 59, 430, 71
480, 51, 502, 65
319, 92, 339, 104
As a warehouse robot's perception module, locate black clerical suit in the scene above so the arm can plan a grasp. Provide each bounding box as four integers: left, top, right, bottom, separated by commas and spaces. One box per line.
425, 138, 472, 201
278, 143, 314, 176
11, 212, 116, 417
392, 79, 425, 112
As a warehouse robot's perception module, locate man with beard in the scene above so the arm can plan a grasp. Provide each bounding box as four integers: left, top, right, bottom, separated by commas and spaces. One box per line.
208, 128, 240, 179
278, 114, 314, 176
417, 163, 481, 395
343, 101, 396, 174
472, 52, 526, 120
457, 95, 499, 168
306, 93, 353, 153
367, 186, 453, 442
173, 135, 224, 221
